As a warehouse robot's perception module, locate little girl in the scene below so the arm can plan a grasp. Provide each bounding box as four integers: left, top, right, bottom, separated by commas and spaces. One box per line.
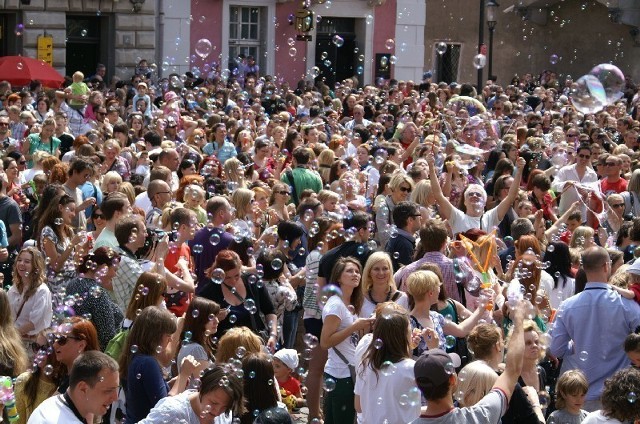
183, 184, 207, 227
546, 370, 588, 424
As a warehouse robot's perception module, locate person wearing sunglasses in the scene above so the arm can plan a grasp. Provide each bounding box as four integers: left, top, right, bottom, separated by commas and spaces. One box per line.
90, 207, 106, 242
551, 143, 598, 217
375, 173, 414, 248
14, 329, 62, 423
52, 317, 100, 394
428, 154, 526, 237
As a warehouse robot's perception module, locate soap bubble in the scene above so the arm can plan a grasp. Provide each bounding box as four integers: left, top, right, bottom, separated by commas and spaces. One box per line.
365, 14, 373, 25
209, 233, 220, 245
589, 63, 625, 104
570, 74, 606, 114
436, 42, 447, 55
310, 66, 321, 78
192, 244, 204, 254
472, 54, 487, 69
288, 47, 297, 57
323, 377, 336, 391
373, 338, 383, 349
381, 361, 397, 376
319, 284, 342, 307
236, 346, 247, 358
271, 258, 283, 270
81, 29, 88, 37
547, 244, 555, 253
549, 54, 559, 65
444, 335, 457, 349
579, 350, 589, 361
389, 55, 397, 65
195, 39, 212, 59
444, 361, 455, 374
211, 268, 225, 284
304, 333, 319, 348
628, 391, 637, 403
14, 24, 24, 36
332, 35, 344, 47
385, 39, 395, 50
130, 345, 139, 353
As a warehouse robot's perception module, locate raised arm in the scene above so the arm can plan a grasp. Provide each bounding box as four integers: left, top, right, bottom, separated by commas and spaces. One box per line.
427, 153, 454, 220
495, 156, 526, 221
492, 300, 526, 402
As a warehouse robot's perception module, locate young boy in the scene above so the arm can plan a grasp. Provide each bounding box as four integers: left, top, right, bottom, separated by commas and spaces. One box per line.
546, 370, 588, 424
183, 184, 207, 227
132, 82, 152, 118
66, 71, 90, 110
163, 207, 197, 317
273, 348, 304, 411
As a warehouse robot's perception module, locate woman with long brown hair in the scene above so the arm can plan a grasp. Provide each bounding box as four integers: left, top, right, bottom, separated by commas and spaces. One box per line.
320, 257, 372, 424
0, 289, 28, 379
8, 247, 52, 339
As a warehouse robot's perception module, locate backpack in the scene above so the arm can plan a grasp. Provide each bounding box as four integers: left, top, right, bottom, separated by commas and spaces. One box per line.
105, 329, 129, 361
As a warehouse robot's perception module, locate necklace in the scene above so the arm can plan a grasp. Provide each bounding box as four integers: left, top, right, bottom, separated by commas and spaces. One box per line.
368, 288, 391, 305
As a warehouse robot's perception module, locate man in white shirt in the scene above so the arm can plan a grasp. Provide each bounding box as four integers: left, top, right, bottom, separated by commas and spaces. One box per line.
28, 351, 120, 424
344, 104, 372, 130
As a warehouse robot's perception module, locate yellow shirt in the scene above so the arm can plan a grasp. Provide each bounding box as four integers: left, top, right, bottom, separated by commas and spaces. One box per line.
14, 371, 57, 424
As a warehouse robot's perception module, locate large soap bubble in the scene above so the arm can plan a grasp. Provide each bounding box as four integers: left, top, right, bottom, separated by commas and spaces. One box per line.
570, 75, 606, 114
589, 63, 625, 105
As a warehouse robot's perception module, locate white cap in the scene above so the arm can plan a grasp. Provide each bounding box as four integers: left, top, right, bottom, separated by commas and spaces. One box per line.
274, 348, 299, 371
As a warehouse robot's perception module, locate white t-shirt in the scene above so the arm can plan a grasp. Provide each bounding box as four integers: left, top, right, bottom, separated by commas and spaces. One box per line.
8, 283, 52, 336
27, 395, 83, 424
449, 206, 500, 236
547, 275, 576, 310
135, 190, 153, 214
410, 389, 507, 424
582, 410, 624, 424
138, 390, 232, 424
322, 295, 357, 379
359, 291, 410, 318
355, 358, 420, 424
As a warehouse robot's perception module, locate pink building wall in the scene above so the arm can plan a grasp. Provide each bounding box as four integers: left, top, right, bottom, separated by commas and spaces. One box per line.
274, 3, 308, 85
374, 1, 397, 80
190, 1, 223, 69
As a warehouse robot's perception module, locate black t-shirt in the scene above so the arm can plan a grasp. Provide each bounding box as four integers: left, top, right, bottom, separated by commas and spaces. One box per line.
200, 274, 276, 339
317, 241, 373, 280
58, 132, 75, 158
0, 195, 22, 249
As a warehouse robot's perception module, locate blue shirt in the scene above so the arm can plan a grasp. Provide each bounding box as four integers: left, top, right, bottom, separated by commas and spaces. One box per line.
550, 282, 640, 400
203, 140, 237, 164
126, 354, 169, 423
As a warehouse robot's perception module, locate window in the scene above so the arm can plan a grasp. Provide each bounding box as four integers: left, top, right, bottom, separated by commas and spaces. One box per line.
229, 6, 265, 72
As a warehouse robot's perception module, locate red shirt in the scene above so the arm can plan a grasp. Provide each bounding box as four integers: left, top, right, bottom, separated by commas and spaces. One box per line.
163, 243, 193, 317
278, 375, 301, 397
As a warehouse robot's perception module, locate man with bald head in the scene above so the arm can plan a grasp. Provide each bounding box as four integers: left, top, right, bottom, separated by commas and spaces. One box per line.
550, 246, 640, 412
158, 147, 180, 191
146, 180, 172, 229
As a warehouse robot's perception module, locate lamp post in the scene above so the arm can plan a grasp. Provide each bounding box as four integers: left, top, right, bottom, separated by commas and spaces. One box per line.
477, 0, 485, 90
486, 0, 499, 82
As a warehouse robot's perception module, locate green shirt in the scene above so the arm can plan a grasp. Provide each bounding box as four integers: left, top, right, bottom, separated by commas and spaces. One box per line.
27, 133, 61, 166
281, 167, 323, 205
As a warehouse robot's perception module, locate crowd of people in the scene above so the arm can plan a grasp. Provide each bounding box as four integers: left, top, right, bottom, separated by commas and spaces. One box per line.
0, 61, 639, 424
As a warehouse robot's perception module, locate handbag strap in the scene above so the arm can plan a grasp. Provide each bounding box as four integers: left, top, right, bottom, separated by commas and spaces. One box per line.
15, 295, 30, 321
332, 346, 350, 366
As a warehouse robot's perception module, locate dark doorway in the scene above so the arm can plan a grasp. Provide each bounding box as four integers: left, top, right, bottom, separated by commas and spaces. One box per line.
0, 14, 20, 57
66, 15, 113, 80
436, 44, 461, 84
315, 17, 357, 87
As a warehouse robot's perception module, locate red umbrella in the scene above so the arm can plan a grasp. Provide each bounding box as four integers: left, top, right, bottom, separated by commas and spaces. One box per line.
0, 56, 64, 88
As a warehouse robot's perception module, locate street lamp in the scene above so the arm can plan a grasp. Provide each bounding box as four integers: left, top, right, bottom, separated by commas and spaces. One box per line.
486, 0, 499, 82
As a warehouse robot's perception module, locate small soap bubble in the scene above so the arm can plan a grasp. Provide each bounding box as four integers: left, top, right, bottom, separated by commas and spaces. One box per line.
385, 39, 395, 50
332, 35, 344, 47
130, 345, 138, 353
380, 361, 397, 376
323, 377, 336, 391
373, 338, 383, 349
436, 42, 447, 55
473, 54, 487, 69
579, 350, 588, 361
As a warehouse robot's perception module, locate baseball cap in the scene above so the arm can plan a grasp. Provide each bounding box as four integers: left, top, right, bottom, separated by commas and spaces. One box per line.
414, 349, 461, 395
628, 259, 640, 275
274, 348, 299, 371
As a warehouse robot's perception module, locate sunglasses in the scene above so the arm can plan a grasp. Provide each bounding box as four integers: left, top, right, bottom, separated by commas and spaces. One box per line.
611, 203, 625, 208
277, 190, 290, 195
55, 334, 82, 346
31, 342, 49, 353
93, 213, 104, 219
0, 123, 8, 126
399, 186, 412, 193
578, 154, 591, 159
19, 161, 26, 165
605, 162, 619, 166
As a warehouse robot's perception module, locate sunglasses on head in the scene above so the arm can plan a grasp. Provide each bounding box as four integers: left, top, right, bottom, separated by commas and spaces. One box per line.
55, 334, 82, 346
31, 341, 49, 353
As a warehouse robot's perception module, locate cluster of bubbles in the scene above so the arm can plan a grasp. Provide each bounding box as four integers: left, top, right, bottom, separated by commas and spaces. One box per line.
570, 63, 625, 114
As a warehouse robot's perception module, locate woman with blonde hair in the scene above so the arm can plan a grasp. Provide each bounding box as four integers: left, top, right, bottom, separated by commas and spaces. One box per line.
8, 247, 52, 339
215, 326, 264, 363
0, 289, 28, 377
224, 157, 249, 190
406, 270, 484, 357
410, 179, 436, 220
360, 252, 409, 318
101, 170, 122, 195
569, 226, 596, 250
455, 360, 498, 407
267, 181, 295, 225
317, 149, 335, 184
230, 187, 260, 237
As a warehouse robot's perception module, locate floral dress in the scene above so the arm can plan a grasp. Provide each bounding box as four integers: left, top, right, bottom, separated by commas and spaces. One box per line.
264, 278, 297, 343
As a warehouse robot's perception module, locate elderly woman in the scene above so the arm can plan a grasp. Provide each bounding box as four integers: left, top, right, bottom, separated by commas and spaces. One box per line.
101, 139, 130, 181
428, 154, 526, 236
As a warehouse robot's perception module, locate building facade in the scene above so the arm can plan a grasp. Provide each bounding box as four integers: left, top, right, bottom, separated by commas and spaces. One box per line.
425, 0, 640, 87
